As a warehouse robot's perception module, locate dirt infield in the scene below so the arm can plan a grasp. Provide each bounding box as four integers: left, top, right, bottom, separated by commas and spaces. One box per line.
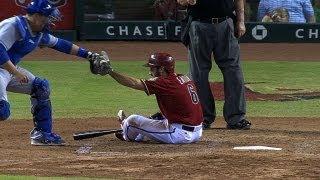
0, 117, 319, 179
0, 42, 319, 178
24, 42, 320, 61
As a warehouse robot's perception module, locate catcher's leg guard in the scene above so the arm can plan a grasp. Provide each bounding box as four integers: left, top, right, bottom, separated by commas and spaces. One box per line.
30, 77, 52, 133
0, 100, 10, 121
30, 78, 65, 146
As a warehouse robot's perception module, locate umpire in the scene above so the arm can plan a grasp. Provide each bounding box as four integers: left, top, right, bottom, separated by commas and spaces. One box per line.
178, 0, 251, 130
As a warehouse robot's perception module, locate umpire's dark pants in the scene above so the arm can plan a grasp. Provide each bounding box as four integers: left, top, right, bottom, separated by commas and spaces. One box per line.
188, 18, 246, 126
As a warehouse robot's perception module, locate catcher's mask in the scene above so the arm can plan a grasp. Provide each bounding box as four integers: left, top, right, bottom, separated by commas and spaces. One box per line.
27, 0, 62, 31
144, 52, 175, 74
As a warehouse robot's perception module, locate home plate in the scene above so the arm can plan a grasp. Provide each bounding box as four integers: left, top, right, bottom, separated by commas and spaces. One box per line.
233, 146, 282, 151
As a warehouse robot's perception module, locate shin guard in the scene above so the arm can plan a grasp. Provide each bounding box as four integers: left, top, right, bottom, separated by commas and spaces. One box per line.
30, 77, 52, 133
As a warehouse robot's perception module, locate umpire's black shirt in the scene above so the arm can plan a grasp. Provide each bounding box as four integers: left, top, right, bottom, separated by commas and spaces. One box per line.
188, 0, 234, 19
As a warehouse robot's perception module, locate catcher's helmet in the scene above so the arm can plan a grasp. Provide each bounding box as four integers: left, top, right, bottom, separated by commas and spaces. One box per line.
144, 52, 175, 74
27, 0, 62, 32
27, 0, 60, 17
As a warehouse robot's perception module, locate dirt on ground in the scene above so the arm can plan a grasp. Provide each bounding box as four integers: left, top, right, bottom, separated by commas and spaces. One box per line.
24, 42, 320, 61
0, 42, 319, 179
0, 117, 319, 179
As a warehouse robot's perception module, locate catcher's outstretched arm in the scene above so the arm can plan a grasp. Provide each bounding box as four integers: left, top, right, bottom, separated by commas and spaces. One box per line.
109, 71, 146, 91
50, 38, 93, 60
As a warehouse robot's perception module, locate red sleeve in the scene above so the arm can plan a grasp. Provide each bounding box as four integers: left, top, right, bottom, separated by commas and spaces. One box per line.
141, 77, 169, 96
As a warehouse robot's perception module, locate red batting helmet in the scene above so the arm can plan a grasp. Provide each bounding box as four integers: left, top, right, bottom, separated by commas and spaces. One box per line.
144, 52, 175, 74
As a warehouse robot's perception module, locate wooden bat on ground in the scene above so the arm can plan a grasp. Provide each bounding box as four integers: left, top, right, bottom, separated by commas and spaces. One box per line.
73, 129, 123, 140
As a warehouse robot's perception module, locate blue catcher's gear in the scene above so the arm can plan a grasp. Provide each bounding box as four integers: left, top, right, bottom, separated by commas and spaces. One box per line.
30, 77, 52, 133
30, 128, 65, 146
26, 0, 62, 31
0, 100, 10, 121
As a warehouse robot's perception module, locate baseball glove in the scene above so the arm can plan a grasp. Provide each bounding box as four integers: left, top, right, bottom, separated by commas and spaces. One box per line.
99, 51, 113, 75
87, 52, 100, 75
87, 51, 112, 76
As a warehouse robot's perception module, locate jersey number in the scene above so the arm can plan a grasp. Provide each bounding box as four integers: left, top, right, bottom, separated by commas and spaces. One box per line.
187, 84, 199, 104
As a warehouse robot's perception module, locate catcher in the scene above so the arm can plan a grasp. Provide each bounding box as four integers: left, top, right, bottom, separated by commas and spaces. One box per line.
98, 52, 203, 144
0, 0, 108, 146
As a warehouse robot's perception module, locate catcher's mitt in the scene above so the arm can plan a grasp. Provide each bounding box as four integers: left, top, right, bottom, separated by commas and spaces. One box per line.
99, 51, 113, 75
88, 52, 101, 75
88, 51, 112, 76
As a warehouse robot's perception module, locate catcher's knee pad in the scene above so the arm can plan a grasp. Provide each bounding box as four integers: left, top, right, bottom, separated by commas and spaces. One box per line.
0, 100, 10, 121
31, 77, 50, 100
30, 77, 52, 133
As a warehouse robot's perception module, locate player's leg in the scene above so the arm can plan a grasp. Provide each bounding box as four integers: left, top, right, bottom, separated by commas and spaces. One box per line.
120, 114, 174, 143
7, 67, 65, 145
188, 21, 216, 129
29, 77, 65, 145
119, 113, 199, 144
0, 69, 11, 121
213, 19, 250, 129
170, 123, 203, 143
116, 110, 202, 144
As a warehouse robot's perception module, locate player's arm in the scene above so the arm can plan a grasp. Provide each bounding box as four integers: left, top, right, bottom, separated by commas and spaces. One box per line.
0, 22, 28, 83
53, 39, 92, 59
234, 0, 246, 38
0, 51, 28, 83
109, 70, 146, 91
42, 34, 94, 59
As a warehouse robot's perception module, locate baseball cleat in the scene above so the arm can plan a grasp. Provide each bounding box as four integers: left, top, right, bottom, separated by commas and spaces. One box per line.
202, 121, 212, 130
117, 109, 126, 122
30, 128, 66, 146
227, 119, 251, 130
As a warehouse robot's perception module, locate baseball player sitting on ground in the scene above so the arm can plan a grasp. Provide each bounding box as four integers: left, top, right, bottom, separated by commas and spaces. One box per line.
0, 0, 108, 146
100, 52, 203, 144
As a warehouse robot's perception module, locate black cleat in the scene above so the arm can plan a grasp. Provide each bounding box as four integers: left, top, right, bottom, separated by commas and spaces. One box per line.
202, 122, 211, 130
227, 119, 251, 130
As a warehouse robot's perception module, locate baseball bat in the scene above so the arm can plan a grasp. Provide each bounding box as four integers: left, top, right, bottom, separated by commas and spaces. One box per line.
73, 129, 123, 140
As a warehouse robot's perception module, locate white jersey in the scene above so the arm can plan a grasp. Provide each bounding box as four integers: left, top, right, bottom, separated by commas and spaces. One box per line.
0, 16, 58, 102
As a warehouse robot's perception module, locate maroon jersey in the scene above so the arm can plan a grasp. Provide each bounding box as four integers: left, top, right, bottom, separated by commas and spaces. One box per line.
142, 74, 203, 126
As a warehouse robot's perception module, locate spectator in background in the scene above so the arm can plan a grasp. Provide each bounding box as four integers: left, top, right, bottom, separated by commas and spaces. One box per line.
258, 0, 316, 23
262, 8, 289, 22
154, 0, 178, 20
313, 0, 320, 22
245, 2, 252, 22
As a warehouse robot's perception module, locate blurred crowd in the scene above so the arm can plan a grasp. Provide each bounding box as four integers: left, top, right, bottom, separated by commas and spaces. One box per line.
257, 0, 316, 23
153, 0, 320, 23
84, 0, 320, 23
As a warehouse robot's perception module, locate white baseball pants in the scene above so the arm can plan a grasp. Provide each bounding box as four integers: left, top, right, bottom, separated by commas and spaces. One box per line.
121, 114, 203, 144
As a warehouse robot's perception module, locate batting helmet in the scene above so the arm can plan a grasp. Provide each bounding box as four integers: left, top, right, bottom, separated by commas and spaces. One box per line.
144, 52, 175, 74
